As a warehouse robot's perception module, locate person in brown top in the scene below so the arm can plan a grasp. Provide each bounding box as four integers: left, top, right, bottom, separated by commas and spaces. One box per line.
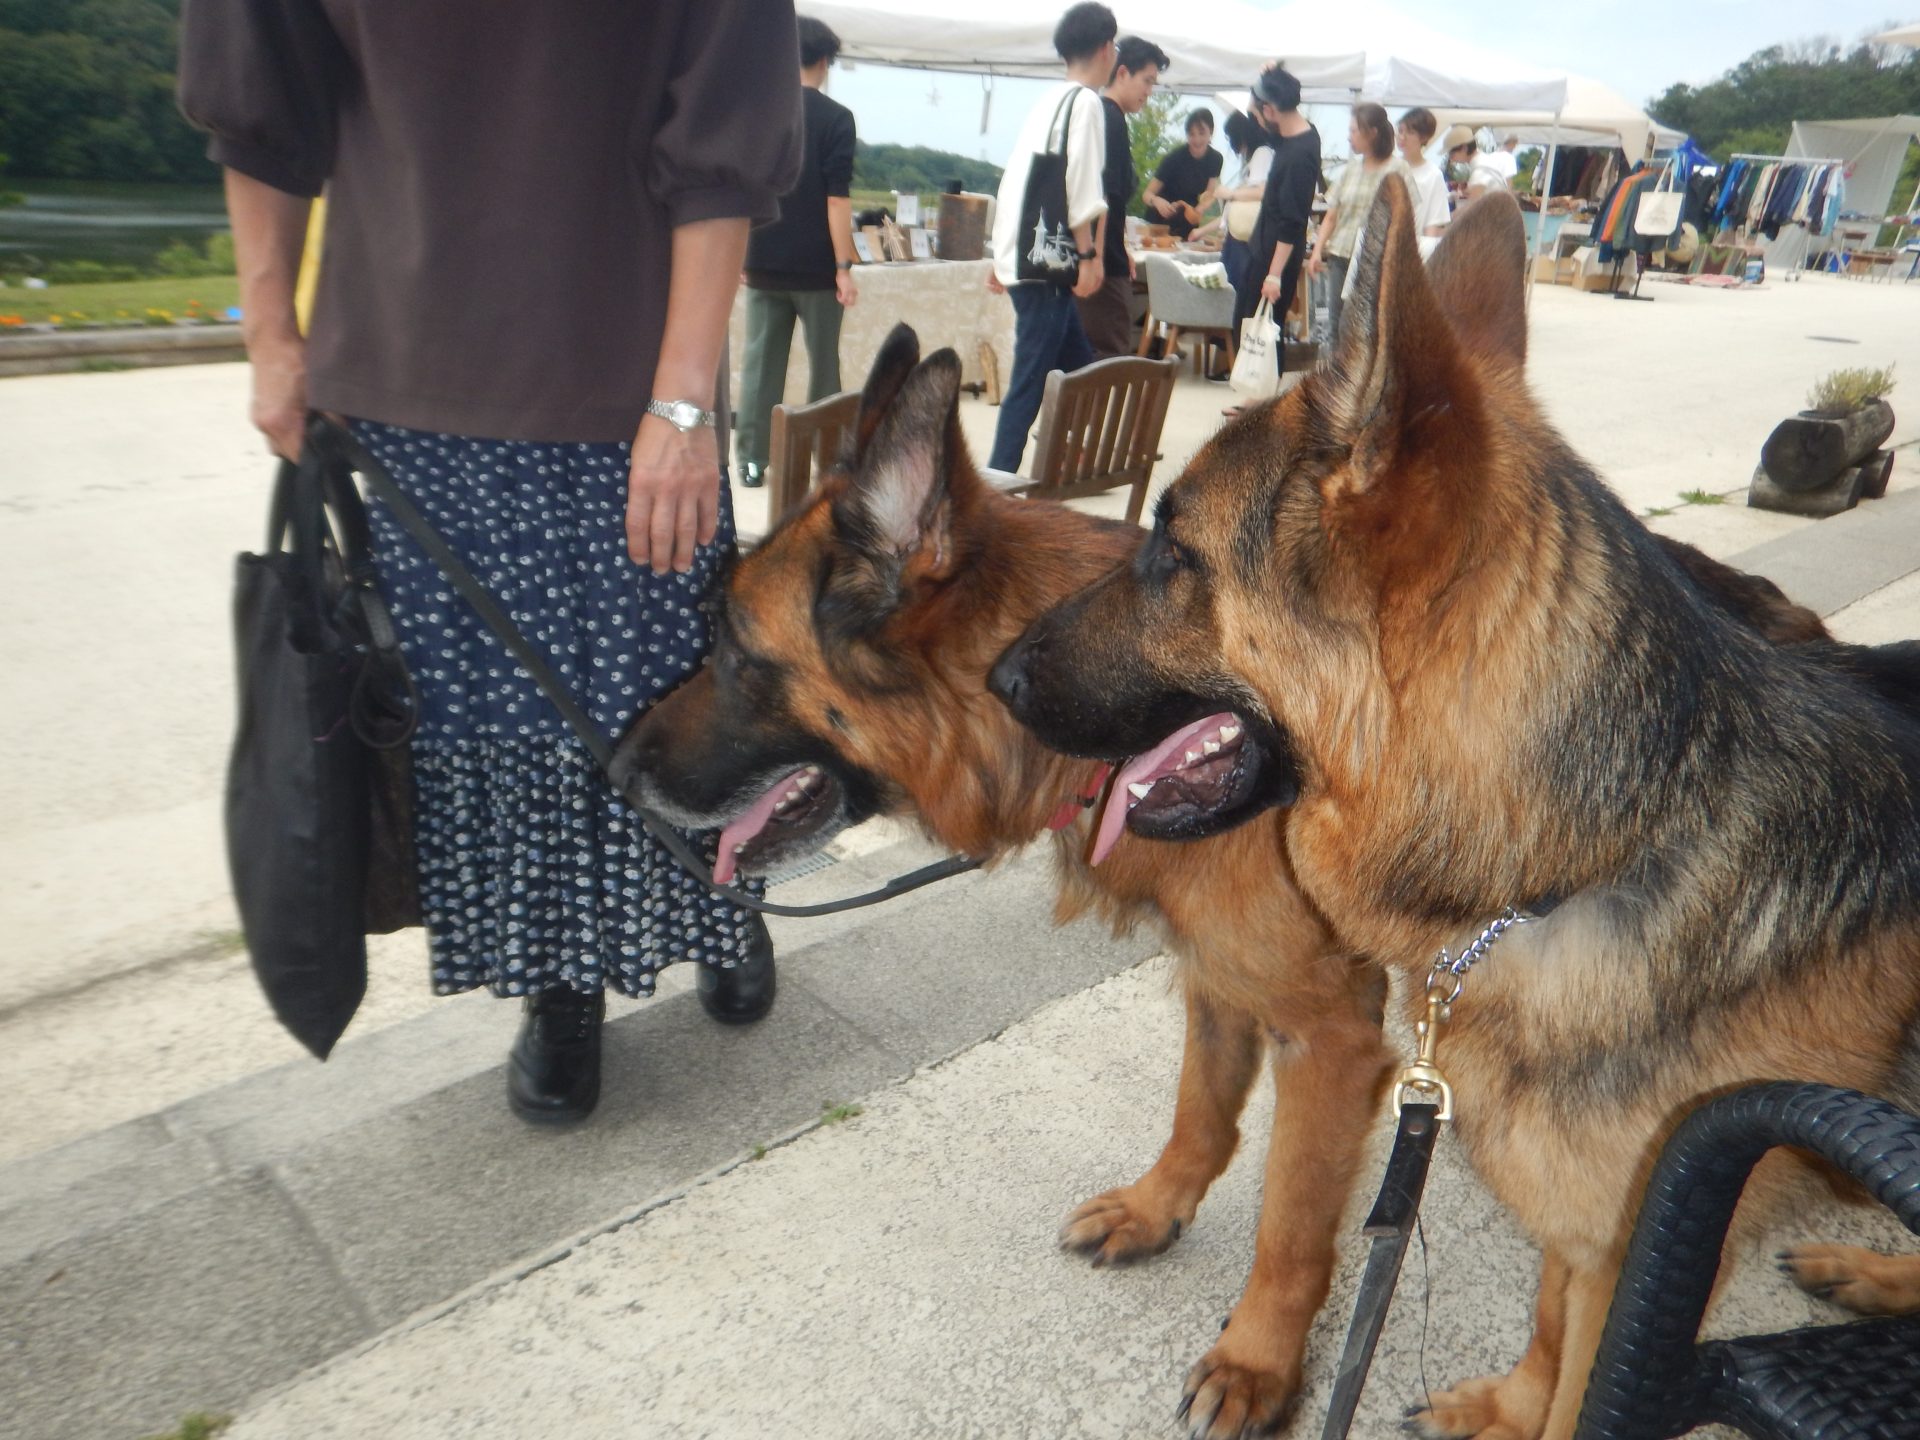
178, 0, 803, 1124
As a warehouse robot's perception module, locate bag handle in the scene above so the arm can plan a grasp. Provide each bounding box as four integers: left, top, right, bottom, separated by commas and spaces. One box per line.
1043, 86, 1079, 156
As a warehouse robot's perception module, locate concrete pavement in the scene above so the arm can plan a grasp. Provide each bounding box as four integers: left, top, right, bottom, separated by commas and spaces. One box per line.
0, 270, 1916, 1438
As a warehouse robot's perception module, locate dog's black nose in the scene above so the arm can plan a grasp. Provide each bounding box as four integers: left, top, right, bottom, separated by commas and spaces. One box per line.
988, 637, 1034, 714
607, 725, 659, 797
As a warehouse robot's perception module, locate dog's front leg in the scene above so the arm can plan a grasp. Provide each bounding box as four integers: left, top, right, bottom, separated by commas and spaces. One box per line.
1060, 978, 1263, 1266
1179, 988, 1394, 1438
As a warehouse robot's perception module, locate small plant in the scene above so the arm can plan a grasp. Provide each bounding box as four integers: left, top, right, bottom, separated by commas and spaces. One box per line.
1806, 364, 1896, 417
1678, 489, 1725, 506
1644, 505, 1676, 518
144, 307, 175, 326
820, 1101, 864, 1125
750, 1143, 767, 1161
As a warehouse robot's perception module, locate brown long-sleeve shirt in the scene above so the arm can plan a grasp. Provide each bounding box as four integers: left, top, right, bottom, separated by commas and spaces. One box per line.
179, 1, 802, 443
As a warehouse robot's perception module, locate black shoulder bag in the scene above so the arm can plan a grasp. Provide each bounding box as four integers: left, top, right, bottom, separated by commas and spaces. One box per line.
225, 419, 419, 1060
1014, 87, 1086, 286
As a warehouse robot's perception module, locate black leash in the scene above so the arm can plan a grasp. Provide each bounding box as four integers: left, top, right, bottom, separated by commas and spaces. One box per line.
312, 418, 983, 919
1320, 1103, 1441, 1438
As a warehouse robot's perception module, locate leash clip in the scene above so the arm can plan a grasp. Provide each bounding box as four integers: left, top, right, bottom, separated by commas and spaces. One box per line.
1393, 991, 1454, 1121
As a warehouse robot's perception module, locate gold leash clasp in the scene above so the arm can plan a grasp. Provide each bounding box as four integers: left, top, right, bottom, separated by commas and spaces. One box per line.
1393, 984, 1455, 1122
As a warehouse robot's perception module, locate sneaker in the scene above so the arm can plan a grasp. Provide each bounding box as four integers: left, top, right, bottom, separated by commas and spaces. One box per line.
740, 463, 765, 489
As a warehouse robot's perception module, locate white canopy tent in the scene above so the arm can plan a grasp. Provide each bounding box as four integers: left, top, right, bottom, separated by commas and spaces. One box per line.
1870, 22, 1920, 47
1434, 74, 1658, 161
805, 0, 1365, 99
1788, 115, 1920, 218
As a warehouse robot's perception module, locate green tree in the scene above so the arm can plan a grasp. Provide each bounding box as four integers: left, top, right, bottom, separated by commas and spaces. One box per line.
1127, 91, 1183, 213
0, 0, 216, 182
1650, 36, 1920, 166
852, 141, 1001, 198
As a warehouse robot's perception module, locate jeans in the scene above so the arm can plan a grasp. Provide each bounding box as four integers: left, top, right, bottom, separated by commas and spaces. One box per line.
989, 282, 1094, 473
735, 286, 845, 473
1221, 235, 1251, 292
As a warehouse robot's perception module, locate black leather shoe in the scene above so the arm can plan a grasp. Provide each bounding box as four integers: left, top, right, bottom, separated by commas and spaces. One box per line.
739, 463, 765, 489
696, 919, 777, 1025
507, 986, 604, 1124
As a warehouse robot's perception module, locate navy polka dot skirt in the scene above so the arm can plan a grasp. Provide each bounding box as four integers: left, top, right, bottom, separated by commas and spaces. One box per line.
352, 419, 761, 999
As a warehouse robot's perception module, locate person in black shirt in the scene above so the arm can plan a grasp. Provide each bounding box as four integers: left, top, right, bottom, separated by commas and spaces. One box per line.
1145, 109, 1223, 239
1077, 35, 1166, 357
737, 15, 859, 488
1227, 66, 1319, 404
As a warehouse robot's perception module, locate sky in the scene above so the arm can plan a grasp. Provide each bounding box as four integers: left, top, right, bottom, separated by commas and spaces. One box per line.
824, 0, 1914, 166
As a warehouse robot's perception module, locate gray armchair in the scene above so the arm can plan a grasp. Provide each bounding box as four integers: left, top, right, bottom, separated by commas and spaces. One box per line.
1137, 253, 1237, 373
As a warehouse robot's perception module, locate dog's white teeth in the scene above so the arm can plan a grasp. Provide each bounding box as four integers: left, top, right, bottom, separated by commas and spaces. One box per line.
1127, 781, 1153, 801
1202, 739, 1220, 756
1220, 724, 1241, 742
732, 843, 746, 855
1183, 749, 1200, 765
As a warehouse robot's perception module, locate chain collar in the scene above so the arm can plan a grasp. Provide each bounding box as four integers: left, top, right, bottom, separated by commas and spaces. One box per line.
1395, 903, 1544, 1121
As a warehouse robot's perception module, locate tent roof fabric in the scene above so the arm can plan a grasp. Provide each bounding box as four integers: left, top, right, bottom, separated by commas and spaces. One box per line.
1869, 23, 1920, 46
1788, 116, 1920, 217
809, 0, 1593, 111
1434, 73, 1656, 159
807, 0, 1365, 98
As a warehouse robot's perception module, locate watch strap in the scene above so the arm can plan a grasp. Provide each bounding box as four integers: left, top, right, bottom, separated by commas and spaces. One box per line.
645, 398, 717, 430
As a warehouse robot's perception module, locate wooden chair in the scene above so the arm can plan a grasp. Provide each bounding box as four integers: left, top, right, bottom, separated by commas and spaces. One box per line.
766, 389, 860, 526
984, 354, 1178, 525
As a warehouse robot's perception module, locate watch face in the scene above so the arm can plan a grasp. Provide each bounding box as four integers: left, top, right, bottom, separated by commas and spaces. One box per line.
667, 402, 700, 428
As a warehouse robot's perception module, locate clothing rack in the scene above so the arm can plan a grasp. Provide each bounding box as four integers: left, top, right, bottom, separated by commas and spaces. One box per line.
1712, 155, 1843, 270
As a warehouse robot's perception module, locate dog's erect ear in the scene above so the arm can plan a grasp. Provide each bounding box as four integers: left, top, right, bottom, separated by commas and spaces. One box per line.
848, 348, 963, 562
1425, 190, 1528, 369
820, 349, 966, 648
1310, 176, 1471, 497
854, 324, 923, 461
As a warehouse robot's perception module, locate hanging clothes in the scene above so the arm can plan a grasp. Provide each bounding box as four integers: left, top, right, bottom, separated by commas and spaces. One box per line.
1593, 164, 1663, 262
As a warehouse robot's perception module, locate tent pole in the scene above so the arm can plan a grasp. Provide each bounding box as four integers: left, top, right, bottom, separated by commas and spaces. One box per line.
1524, 112, 1562, 314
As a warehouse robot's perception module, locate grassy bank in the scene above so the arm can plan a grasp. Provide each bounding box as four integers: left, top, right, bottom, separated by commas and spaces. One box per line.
0, 275, 239, 326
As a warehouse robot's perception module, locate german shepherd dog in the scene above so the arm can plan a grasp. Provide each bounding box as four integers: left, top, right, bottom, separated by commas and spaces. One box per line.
609, 317, 1880, 1435
992, 184, 1920, 1437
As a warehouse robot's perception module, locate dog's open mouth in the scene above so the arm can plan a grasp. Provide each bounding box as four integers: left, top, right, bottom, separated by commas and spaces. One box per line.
1091, 712, 1259, 864
713, 765, 841, 884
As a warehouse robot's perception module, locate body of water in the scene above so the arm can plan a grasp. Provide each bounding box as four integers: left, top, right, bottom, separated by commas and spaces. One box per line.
0, 180, 230, 273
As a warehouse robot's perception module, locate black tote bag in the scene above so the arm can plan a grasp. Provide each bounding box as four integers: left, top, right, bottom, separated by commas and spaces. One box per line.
225, 421, 418, 1059
1014, 87, 1085, 286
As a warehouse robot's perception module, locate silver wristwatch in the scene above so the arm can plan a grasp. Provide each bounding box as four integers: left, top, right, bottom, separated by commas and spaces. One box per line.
645, 398, 717, 432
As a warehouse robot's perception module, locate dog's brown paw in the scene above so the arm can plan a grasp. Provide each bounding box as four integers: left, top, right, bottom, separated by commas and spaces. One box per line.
1405, 1376, 1542, 1439
1176, 1348, 1299, 1440
1779, 1244, 1920, 1316
1058, 1186, 1187, 1266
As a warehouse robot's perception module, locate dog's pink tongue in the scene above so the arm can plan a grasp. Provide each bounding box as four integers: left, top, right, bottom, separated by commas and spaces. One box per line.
713, 769, 809, 885
1088, 713, 1241, 866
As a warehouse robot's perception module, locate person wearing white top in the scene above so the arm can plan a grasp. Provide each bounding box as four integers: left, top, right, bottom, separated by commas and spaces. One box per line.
987, 3, 1113, 473
1396, 107, 1453, 254
1468, 133, 1521, 197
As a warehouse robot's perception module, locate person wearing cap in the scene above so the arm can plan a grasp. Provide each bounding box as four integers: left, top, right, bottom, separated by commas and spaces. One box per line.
1234, 64, 1319, 397
1440, 122, 1478, 200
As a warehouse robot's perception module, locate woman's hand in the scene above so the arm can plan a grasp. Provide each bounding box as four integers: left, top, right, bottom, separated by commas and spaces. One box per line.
1260, 272, 1283, 302
836, 268, 859, 307
1305, 250, 1324, 277
626, 412, 719, 573
249, 333, 309, 461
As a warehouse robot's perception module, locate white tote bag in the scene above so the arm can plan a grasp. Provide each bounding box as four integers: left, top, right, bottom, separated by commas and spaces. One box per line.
1634, 161, 1685, 241
1230, 298, 1281, 402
